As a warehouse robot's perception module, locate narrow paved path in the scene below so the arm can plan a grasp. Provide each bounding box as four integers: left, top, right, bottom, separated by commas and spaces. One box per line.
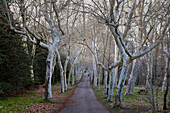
59, 72, 110, 113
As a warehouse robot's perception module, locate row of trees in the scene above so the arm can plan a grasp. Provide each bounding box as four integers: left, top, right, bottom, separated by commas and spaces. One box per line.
1, 0, 169, 111
80, 0, 169, 111
1, 0, 85, 100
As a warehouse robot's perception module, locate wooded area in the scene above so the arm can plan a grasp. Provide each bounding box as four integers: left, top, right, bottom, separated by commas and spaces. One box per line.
0, 0, 169, 112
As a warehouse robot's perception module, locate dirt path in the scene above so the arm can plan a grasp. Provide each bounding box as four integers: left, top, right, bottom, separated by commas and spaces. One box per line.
59, 72, 110, 113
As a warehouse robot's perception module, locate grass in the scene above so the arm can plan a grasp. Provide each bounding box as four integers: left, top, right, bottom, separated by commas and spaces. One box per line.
62, 88, 73, 94
0, 93, 44, 112
39, 100, 55, 103
0, 82, 69, 112
113, 106, 126, 109
53, 82, 61, 85
92, 85, 170, 113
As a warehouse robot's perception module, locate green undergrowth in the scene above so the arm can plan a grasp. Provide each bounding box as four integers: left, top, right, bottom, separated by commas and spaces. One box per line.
39, 100, 55, 103
92, 85, 170, 112
62, 88, 73, 94
113, 106, 126, 109
53, 82, 61, 85
69, 76, 76, 84
0, 83, 65, 112
0, 93, 45, 112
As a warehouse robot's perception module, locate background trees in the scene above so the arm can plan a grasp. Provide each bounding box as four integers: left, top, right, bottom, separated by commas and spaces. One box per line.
0, 1, 31, 95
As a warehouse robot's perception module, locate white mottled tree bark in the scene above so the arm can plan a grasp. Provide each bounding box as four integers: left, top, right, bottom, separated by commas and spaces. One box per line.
108, 69, 115, 101
162, 71, 167, 92
30, 64, 34, 81
114, 44, 119, 88
114, 58, 129, 106
93, 54, 98, 86
125, 59, 137, 95
147, 50, 156, 112
162, 44, 169, 92
44, 37, 58, 101
30, 43, 36, 82
44, 51, 56, 101
56, 48, 65, 93
104, 71, 108, 97
63, 55, 70, 91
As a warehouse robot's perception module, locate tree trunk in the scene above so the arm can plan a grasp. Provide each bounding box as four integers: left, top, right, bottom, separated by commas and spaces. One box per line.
102, 68, 104, 85
72, 67, 75, 85
162, 73, 167, 92
162, 52, 168, 92
163, 59, 169, 110
56, 48, 65, 93
68, 62, 72, 88
108, 69, 115, 101
146, 51, 154, 90
91, 71, 94, 84
78, 64, 82, 81
98, 73, 100, 90
93, 55, 97, 86
114, 59, 129, 107
104, 71, 108, 97
30, 62, 34, 82
114, 44, 119, 88
75, 65, 78, 84
60, 69, 65, 93
98, 65, 101, 89
64, 71, 67, 91
125, 59, 139, 95
44, 37, 58, 101
44, 51, 56, 101
163, 43, 170, 110
147, 50, 156, 113
30, 41, 36, 82
101, 35, 105, 85
63, 55, 69, 91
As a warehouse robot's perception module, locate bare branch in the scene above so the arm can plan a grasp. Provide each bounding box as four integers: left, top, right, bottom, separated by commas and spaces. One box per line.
52, 1, 65, 35
132, 17, 169, 60
4, 0, 48, 49
123, 0, 136, 38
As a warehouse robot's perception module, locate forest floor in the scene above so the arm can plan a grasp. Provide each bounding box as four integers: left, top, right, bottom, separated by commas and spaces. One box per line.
0, 84, 76, 113
0, 81, 169, 113
93, 85, 170, 113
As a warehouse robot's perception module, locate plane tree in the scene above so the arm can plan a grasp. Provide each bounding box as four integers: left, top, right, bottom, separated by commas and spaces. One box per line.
81, 0, 169, 106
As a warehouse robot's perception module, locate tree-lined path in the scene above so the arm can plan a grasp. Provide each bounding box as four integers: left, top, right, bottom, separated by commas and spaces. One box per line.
1, 0, 169, 112
59, 72, 110, 113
